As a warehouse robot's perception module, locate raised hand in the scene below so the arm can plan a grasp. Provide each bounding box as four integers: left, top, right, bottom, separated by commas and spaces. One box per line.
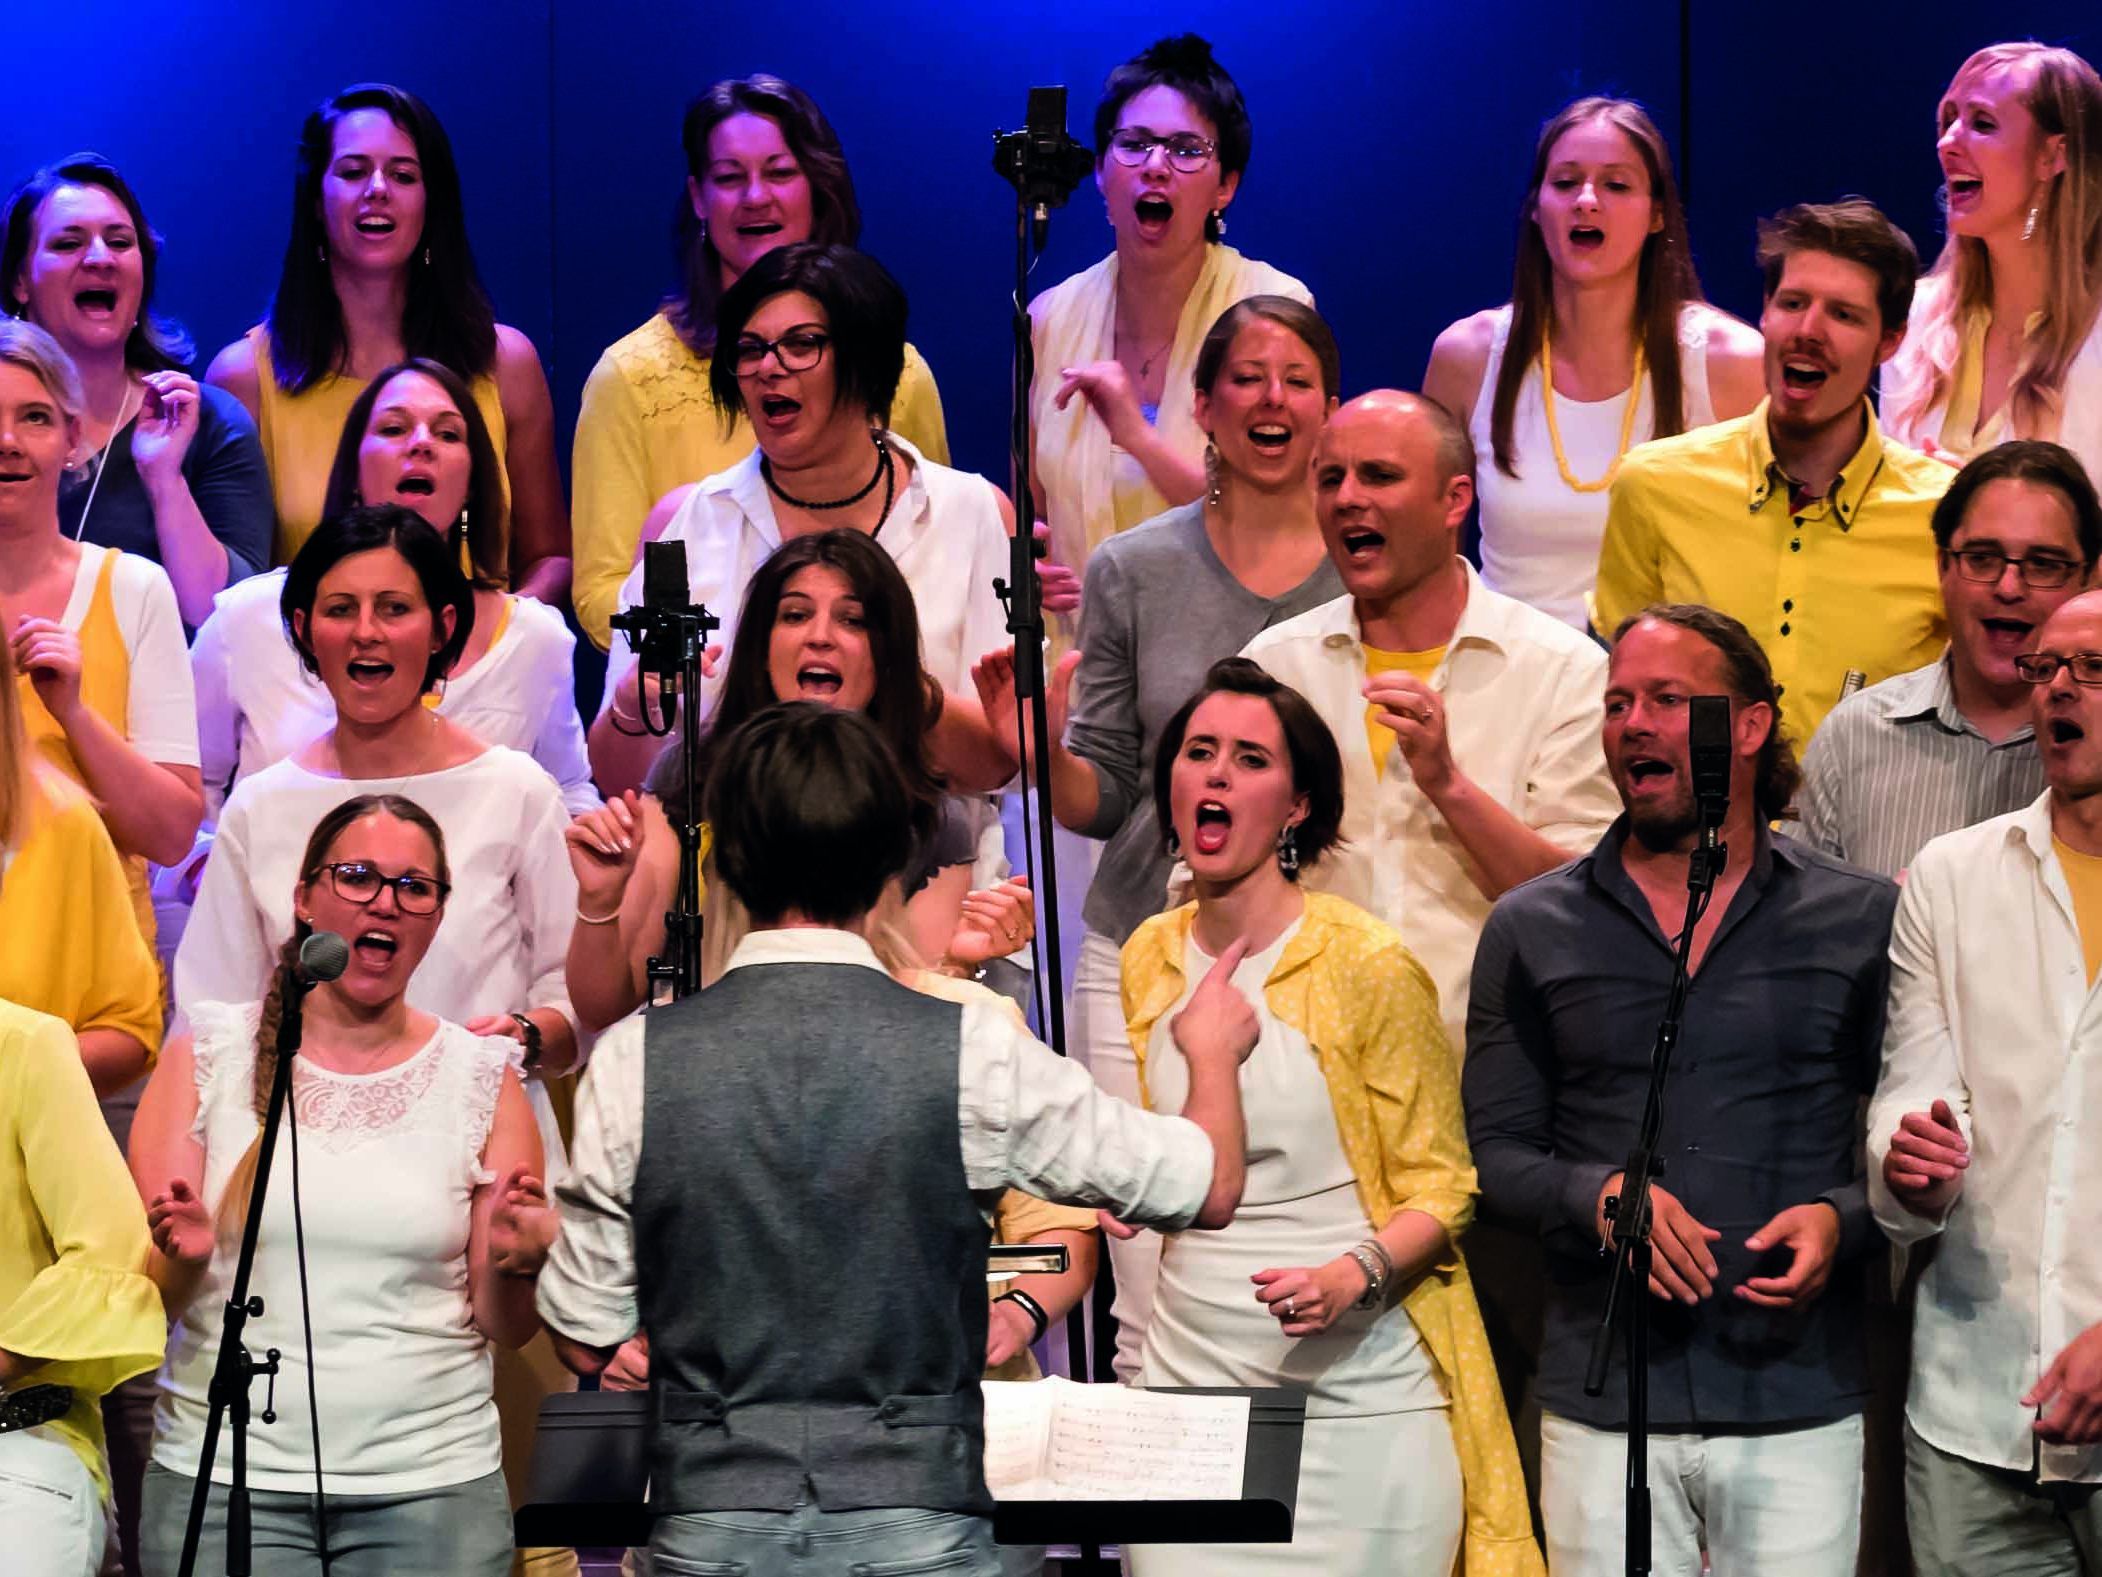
565, 789, 645, 913
131, 371, 203, 485
147, 1178, 214, 1266
11, 617, 85, 723
1172, 937, 1259, 1067
1053, 360, 1147, 451
946, 877, 1035, 968
1364, 670, 1456, 796
970, 646, 1080, 768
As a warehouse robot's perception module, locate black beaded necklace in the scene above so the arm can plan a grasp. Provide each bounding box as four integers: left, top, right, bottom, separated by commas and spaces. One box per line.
761, 432, 895, 535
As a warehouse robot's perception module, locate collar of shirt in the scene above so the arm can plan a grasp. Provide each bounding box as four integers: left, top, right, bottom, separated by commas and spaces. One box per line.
721, 925, 890, 976
709, 431, 938, 556
1878, 651, 2037, 747
1744, 396, 1889, 528
1584, 813, 1797, 948
1311, 557, 1515, 671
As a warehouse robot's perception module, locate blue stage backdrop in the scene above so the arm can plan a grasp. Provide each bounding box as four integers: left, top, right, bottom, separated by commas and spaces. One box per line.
4, 2, 2099, 494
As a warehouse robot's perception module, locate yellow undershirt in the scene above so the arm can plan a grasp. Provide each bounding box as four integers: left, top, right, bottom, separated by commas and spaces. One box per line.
2055, 837, 2102, 984
1363, 643, 1447, 778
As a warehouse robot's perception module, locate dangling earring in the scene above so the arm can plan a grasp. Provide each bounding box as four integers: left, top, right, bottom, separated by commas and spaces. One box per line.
1276, 825, 1300, 877
316, 240, 328, 264
1210, 209, 1226, 237
1204, 441, 1223, 508
2024, 204, 2041, 243
1166, 828, 1182, 857
422, 245, 432, 267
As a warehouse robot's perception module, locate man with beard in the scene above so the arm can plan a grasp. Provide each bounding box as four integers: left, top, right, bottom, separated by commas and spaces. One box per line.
1592, 201, 1950, 740
1799, 440, 2101, 878
1463, 604, 1898, 1575
1869, 590, 2102, 1574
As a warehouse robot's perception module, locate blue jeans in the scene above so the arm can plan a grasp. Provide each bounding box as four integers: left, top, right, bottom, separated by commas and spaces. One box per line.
650, 1503, 1000, 1577
138, 1460, 513, 1576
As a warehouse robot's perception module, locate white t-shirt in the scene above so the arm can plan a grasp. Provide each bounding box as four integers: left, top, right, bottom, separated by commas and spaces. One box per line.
596, 435, 1012, 720
174, 746, 580, 1042
152, 1000, 514, 1492
190, 571, 599, 819
63, 542, 199, 768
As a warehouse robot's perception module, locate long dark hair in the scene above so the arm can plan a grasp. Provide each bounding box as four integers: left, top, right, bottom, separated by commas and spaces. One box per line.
320, 358, 508, 589
1491, 96, 1704, 478
265, 84, 498, 392
648, 529, 943, 824
281, 503, 476, 692
665, 75, 862, 357
217, 793, 448, 1239
0, 153, 191, 371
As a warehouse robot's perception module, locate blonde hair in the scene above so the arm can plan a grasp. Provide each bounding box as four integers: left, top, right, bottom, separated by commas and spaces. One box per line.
1885, 43, 2102, 442
0, 316, 86, 425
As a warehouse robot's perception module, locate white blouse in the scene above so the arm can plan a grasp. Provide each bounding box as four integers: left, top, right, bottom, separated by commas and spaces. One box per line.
153, 1001, 514, 1492
190, 570, 599, 819
173, 746, 580, 1044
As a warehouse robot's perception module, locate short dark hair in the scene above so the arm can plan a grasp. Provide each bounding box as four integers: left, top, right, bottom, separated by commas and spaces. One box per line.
267, 84, 499, 392
666, 75, 862, 356
320, 358, 509, 589
281, 503, 475, 691
1193, 296, 1340, 399
1, 153, 191, 372
1094, 34, 1253, 241
1756, 198, 1920, 334
1929, 438, 2102, 561
1151, 657, 1344, 877
705, 702, 933, 926
647, 529, 945, 823
1611, 603, 1803, 818
709, 242, 907, 430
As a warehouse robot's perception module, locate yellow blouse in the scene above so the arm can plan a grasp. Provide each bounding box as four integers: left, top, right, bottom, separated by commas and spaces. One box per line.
245, 326, 511, 566
0, 999, 165, 1499
0, 775, 162, 1057
1122, 892, 1543, 1577
570, 311, 952, 649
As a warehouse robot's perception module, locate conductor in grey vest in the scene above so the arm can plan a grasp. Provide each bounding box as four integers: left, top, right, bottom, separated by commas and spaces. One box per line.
537, 703, 1260, 1575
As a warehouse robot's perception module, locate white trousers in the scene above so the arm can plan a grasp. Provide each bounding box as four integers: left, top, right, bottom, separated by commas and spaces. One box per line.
1068, 928, 1160, 1384
0, 1427, 107, 1577
1539, 1410, 1863, 1577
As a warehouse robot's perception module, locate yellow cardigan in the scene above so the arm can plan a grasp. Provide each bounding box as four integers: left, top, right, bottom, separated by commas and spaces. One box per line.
1123, 892, 1543, 1577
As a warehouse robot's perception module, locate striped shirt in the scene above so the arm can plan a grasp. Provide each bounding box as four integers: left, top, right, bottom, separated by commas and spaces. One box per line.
1795, 657, 2044, 879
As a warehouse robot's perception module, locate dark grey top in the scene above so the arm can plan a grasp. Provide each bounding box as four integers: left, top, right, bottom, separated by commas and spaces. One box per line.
57, 383, 273, 601
1065, 502, 1342, 943
1462, 818, 1898, 1431
634, 960, 992, 1515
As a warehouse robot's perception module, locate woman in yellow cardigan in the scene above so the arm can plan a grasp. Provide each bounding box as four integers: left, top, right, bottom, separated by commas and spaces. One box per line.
1119, 658, 1539, 1576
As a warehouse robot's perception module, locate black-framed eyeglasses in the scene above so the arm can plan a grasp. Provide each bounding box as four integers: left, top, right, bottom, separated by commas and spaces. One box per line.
732, 328, 830, 377
2014, 652, 2102, 687
1106, 129, 1217, 173
1946, 546, 2085, 589
321, 861, 450, 914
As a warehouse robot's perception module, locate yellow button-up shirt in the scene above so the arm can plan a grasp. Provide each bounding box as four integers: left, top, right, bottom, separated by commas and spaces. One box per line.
1123, 893, 1543, 1577
1592, 398, 1949, 742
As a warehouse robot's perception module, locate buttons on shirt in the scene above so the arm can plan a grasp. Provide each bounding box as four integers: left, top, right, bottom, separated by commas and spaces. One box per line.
1790, 538, 1802, 553
1783, 599, 1794, 613
1780, 623, 1792, 636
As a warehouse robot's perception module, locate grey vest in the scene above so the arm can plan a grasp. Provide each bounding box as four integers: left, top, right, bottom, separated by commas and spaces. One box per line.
634, 958, 993, 1515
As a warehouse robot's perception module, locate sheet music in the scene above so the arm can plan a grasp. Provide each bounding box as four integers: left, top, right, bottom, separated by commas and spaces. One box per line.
982, 1377, 1249, 1501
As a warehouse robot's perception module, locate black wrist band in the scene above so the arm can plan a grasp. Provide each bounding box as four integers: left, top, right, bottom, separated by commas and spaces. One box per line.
510, 1012, 545, 1075
998, 1288, 1050, 1345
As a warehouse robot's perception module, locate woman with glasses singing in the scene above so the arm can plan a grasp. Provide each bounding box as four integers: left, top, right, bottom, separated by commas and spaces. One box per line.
175, 503, 582, 1086
587, 242, 1015, 800
131, 794, 543, 1576
1029, 34, 1312, 638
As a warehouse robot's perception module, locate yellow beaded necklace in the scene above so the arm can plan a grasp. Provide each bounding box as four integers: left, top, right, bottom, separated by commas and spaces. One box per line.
1539, 334, 1646, 493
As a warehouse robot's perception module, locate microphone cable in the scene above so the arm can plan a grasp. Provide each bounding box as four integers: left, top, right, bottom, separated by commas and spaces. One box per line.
285, 1069, 333, 1572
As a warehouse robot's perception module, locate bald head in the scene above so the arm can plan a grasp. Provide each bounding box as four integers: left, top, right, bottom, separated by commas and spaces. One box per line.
2030, 588, 2102, 800
1324, 390, 1477, 485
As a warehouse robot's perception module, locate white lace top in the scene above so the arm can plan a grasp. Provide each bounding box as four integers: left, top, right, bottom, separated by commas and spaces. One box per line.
151, 1001, 518, 1493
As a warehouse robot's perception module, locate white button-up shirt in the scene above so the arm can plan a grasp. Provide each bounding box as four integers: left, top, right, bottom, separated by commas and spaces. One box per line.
1869, 792, 2102, 1483
536, 927, 1217, 1348
1240, 562, 1620, 1053
596, 434, 1013, 722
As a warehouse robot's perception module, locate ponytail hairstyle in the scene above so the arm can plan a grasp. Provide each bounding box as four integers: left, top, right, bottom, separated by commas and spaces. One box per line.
1885, 43, 2102, 444
215, 794, 449, 1241
1492, 96, 1705, 478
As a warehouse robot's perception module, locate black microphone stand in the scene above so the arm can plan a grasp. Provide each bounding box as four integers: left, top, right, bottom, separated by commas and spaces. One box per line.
1583, 798, 1727, 1577
178, 963, 318, 1577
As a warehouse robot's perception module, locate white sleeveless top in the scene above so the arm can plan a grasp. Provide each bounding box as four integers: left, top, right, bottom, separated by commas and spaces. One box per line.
152, 1001, 517, 1493
1471, 303, 1719, 629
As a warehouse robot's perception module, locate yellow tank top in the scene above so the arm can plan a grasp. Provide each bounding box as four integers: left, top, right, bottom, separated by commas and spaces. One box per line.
246, 326, 511, 567
17, 548, 155, 946
1363, 642, 1448, 778
2055, 837, 2102, 984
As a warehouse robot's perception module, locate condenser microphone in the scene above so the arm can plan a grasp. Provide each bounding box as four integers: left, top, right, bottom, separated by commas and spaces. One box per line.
295, 930, 350, 986
1688, 696, 1732, 822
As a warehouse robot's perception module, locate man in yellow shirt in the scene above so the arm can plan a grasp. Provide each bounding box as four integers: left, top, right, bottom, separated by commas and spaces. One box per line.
1593, 199, 1951, 742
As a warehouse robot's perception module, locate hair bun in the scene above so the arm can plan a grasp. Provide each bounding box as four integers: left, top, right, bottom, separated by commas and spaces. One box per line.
1141, 33, 1219, 73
